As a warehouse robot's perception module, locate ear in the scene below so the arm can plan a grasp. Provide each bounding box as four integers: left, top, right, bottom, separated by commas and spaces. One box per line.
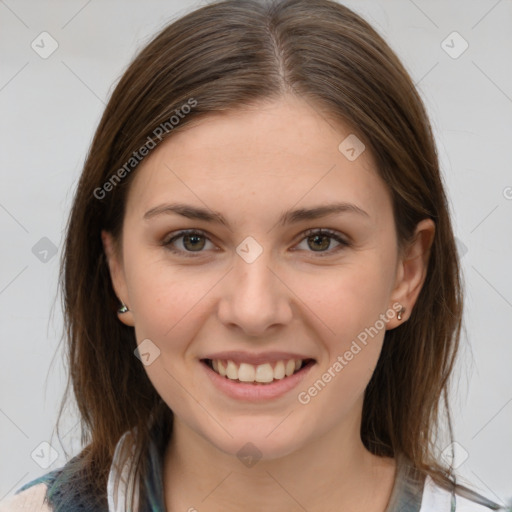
387, 218, 435, 329
101, 230, 135, 327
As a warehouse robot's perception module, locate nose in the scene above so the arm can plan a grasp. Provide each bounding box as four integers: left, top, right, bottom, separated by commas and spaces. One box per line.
217, 248, 293, 337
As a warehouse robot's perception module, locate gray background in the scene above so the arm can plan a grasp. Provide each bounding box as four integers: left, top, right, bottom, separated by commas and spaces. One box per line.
1, 0, 511, 505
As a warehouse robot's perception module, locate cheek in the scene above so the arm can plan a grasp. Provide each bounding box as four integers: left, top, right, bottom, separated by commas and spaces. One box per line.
124, 247, 212, 341
296, 267, 390, 418
292, 253, 394, 397
293, 253, 396, 337
124, 257, 210, 419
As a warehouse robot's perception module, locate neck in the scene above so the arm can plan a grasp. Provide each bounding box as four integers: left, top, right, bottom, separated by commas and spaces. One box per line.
162, 415, 397, 512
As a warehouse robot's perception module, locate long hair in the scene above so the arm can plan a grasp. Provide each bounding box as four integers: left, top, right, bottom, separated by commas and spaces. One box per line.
54, 0, 463, 508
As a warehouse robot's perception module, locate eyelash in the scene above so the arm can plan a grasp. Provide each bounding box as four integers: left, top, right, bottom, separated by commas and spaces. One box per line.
161, 228, 350, 258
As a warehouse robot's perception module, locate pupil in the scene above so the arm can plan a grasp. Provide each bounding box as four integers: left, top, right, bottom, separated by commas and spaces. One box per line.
309, 235, 329, 251
184, 234, 204, 251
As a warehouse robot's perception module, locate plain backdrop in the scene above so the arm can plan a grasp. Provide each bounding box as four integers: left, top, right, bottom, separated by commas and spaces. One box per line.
1, 0, 511, 505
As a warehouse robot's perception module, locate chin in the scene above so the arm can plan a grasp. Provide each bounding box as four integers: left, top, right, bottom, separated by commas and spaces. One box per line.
196, 417, 309, 463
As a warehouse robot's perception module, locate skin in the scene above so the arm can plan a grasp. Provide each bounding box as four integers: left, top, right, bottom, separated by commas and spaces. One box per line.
102, 95, 435, 512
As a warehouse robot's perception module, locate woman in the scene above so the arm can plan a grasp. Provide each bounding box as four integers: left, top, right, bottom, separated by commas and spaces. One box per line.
1, 0, 508, 510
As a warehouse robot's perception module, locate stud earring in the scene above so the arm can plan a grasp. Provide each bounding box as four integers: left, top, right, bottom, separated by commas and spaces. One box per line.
118, 301, 129, 314
397, 307, 406, 321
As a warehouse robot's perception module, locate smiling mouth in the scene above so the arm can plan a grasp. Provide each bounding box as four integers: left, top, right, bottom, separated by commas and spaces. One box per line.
201, 358, 316, 385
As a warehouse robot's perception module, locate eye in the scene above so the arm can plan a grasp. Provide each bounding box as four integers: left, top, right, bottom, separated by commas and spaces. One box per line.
162, 228, 350, 258
162, 229, 214, 257
294, 228, 350, 257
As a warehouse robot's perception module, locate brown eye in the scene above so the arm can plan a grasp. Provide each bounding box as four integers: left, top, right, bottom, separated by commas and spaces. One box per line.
163, 229, 214, 256
181, 233, 206, 251
295, 229, 350, 256
307, 234, 331, 251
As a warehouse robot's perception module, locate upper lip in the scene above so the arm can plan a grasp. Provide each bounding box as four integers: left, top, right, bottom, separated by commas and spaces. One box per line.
201, 351, 315, 365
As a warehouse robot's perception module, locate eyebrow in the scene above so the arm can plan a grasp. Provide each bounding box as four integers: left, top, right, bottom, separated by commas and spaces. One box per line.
143, 202, 369, 227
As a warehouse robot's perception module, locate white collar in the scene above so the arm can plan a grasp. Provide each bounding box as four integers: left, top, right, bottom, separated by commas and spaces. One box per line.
107, 429, 140, 512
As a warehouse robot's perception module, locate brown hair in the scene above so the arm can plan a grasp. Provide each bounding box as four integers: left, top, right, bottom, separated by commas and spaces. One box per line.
54, 0, 463, 508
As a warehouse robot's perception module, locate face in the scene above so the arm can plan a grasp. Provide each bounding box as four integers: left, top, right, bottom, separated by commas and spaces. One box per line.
102, 95, 433, 460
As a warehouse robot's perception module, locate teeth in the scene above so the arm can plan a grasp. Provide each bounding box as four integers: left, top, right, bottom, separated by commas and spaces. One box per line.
226, 360, 238, 380
209, 358, 306, 383
255, 363, 274, 383
273, 361, 285, 379
285, 360, 295, 376
238, 363, 256, 382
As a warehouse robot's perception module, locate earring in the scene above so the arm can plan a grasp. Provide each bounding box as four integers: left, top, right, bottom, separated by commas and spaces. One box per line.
118, 301, 129, 314
397, 307, 406, 321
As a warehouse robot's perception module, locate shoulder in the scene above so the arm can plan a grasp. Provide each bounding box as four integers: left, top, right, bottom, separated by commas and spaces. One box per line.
0, 465, 65, 512
0, 482, 52, 511
420, 474, 508, 511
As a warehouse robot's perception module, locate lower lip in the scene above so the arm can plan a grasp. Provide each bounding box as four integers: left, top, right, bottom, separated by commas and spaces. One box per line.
201, 360, 315, 401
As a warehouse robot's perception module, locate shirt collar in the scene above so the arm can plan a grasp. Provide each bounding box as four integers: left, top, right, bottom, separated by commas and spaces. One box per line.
107, 422, 167, 512
385, 452, 426, 512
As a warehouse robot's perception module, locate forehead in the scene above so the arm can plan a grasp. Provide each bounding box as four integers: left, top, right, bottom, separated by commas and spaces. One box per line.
124, 96, 391, 224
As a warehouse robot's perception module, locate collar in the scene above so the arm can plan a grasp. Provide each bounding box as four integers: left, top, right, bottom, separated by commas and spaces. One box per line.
107, 429, 141, 512
107, 423, 167, 512
385, 452, 426, 511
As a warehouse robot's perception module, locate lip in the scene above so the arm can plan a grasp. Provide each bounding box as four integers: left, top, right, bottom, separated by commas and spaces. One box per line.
200, 358, 316, 402
201, 351, 314, 366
